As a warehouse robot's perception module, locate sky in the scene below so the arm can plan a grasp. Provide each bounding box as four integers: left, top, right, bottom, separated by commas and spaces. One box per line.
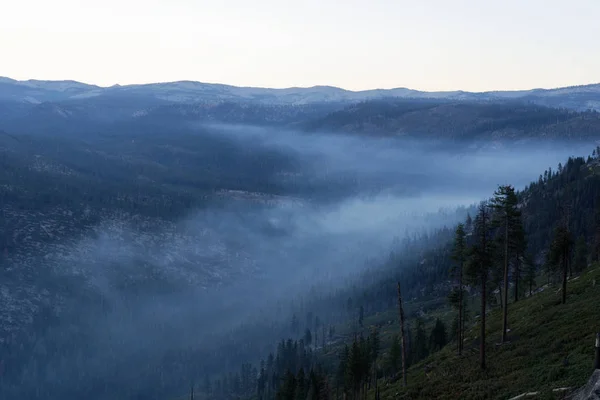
1, 0, 599, 92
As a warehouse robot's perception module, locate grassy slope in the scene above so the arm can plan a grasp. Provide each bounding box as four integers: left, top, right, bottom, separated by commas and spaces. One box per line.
170, 268, 599, 400
379, 266, 600, 400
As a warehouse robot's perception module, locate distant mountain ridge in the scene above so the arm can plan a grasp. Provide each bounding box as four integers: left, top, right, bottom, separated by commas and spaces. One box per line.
2, 76, 600, 110
2, 76, 600, 142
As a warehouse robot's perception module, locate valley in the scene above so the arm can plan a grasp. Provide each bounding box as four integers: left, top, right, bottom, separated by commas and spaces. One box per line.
0, 79, 599, 399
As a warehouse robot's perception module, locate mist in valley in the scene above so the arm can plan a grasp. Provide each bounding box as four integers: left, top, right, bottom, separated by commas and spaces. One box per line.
0, 121, 595, 399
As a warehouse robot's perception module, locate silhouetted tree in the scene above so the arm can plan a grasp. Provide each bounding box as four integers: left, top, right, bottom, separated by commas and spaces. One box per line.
304, 329, 312, 347
548, 224, 574, 304
466, 202, 494, 370
573, 235, 588, 273
358, 306, 364, 328
387, 335, 401, 375
451, 223, 467, 355
412, 318, 428, 362
491, 184, 521, 342
523, 254, 537, 297
429, 318, 448, 352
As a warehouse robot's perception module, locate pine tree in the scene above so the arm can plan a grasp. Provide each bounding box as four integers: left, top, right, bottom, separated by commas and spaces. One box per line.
593, 204, 600, 262
512, 218, 527, 302
358, 305, 364, 328
336, 345, 350, 398
258, 363, 267, 400
465, 213, 473, 232
369, 327, 380, 364
405, 323, 414, 367
491, 185, 526, 343
291, 313, 300, 335
295, 368, 306, 400
429, 318, 448, 352
306, 311, 314, 332
451, 223, 467, 355
523, 254, 537, 297
573, 235, 588, 273
412, 318, 428, 362
466, 202, 494, 370
548, 224, 574, 304
306, 369, 318, 400
491, 184, 521, 343
304, 329, 312, 347
396, 282, 408, 387
278, 370, 296, 400
347, 338, 362, 398
357, 334, 369, 397
387, 335, 401, 375
369, 327, 380, 390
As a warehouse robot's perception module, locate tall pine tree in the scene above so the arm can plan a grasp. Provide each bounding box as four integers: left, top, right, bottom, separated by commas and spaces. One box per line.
548, 224, 574, 304
451, 223, 467, 355
491, 184, 521, 343
466, 202, 494, 370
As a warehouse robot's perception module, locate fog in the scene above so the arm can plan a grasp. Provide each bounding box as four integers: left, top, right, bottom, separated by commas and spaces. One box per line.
2, 123, 595, 399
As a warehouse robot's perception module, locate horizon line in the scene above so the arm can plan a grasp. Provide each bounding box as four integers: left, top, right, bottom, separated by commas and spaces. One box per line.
2, 75, 600, 94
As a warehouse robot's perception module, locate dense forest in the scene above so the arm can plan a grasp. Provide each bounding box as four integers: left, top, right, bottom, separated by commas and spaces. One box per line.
0, 124, 478, 399
304, 100, 600, 140
186, 147, 600, 400
1, 101, 599, 400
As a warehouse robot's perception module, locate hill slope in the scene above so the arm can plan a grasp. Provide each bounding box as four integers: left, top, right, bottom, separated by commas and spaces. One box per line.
180, 151, 600, 400
304, 100, 600, 140
383, 266, 600, 399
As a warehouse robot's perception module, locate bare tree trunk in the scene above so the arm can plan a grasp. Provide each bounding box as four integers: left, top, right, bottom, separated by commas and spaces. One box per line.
461, 301, 466, 355
529, 278, 533, 297
456, 320, 460, 354
514, 255, 520, 303
562, 253, 568, 304
498, 284, 503, 310
502, 220, 509, 343
374, 362, 378, 400
481, 275, 486, 370
458, 263, 463, 355
397, 282, 408, 387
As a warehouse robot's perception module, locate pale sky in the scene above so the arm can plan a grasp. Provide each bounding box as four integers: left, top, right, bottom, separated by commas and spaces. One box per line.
1, 0, 599, 91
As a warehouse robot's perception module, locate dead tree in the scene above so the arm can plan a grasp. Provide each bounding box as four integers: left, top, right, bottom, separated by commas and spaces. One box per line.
397, 282, 408, 387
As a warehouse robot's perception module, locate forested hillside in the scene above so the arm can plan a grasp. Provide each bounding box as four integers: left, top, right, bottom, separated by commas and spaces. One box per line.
3, 90, 600, 144
185, 148, 600, 400
2, 95, 600, 400
304, 100, 600, 141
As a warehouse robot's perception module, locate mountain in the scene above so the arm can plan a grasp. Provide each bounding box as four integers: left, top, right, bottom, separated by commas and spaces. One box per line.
193, 147, 600, 400
2, 76, 600, 143
3, 76, 600, 399
2, 76, 600, 110
3, 96, 600, 144
303, 99, 600, 141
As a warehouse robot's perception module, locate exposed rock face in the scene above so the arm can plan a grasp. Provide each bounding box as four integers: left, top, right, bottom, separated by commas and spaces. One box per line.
574, 370, 600, 400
